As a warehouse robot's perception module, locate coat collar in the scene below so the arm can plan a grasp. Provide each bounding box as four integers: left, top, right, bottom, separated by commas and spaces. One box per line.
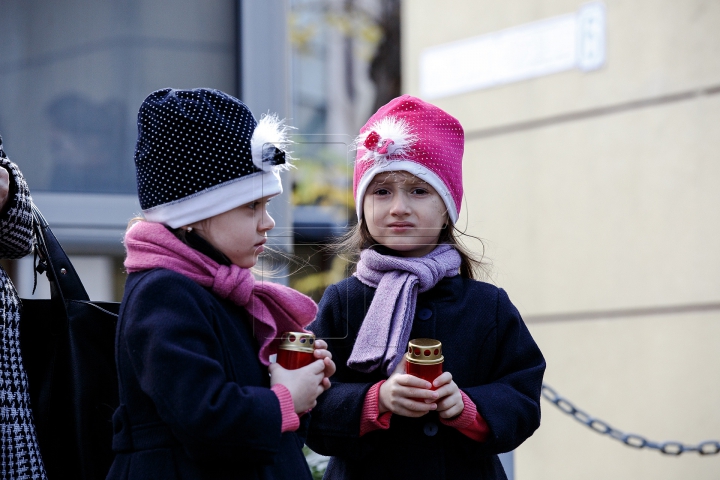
419, 275, 464, 303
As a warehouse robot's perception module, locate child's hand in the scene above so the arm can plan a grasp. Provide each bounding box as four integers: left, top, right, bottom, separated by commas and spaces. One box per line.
432, 372, 464, 419
0, 168, 9, 210
269, 360, 325, 414
378, 360, 438, 418
312, 339, 336, 390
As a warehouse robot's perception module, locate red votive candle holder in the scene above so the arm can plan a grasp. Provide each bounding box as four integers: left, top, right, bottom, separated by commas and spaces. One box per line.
405, 338, 443, 397
277, 332, 315, 370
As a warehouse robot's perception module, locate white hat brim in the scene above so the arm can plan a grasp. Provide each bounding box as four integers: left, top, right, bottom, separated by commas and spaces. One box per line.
355, 160, 458, 224
143, 170, 282, 228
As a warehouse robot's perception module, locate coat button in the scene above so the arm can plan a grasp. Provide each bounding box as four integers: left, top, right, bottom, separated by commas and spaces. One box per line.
417, 308, 432, 321
423, 421, 439, 437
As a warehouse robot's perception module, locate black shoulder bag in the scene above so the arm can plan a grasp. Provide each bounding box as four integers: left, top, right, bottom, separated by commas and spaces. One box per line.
20, 204, 119, 480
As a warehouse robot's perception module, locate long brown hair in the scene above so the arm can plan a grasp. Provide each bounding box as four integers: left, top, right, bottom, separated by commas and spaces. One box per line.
332, 217, 488, 280
334, 170, 488, 279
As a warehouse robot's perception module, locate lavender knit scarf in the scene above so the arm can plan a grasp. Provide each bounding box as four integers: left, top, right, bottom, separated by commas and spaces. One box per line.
348, 244, 461, 375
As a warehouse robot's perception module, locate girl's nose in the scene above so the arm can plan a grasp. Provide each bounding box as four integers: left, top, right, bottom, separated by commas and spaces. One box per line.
259, 206, 275, 232
389, 193, 411, 216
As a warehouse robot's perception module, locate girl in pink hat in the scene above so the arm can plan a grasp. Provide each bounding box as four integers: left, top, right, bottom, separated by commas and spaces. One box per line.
306, 95, 545, 479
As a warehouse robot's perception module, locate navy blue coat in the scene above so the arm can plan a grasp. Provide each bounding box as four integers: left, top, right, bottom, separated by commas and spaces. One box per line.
107, 268, 312, 480
306, 276, 545, 480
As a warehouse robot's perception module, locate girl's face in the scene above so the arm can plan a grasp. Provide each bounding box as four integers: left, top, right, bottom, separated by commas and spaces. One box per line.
363, 171, 448, 257
189, 195, 275, 268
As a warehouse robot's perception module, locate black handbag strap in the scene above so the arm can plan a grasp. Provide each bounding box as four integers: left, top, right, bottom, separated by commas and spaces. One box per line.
31, 203, 90, 302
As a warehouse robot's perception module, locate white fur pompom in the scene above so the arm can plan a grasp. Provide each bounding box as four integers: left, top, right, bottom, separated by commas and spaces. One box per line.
251, 113, 295, 172
356, 116, 418, 164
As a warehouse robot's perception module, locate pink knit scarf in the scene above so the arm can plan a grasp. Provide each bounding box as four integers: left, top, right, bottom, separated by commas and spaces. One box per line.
124, 221, 318, 365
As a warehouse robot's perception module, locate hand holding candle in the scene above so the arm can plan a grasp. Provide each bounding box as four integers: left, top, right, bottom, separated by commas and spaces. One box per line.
431, 373, 464, 419
271, 332, 328, 413
268, 361, 325, 413
378, 354, 438, 417
405, 338, 464, 419
276, 332, 335, 391
311, 338, 335, 390
404, 338, 443, 406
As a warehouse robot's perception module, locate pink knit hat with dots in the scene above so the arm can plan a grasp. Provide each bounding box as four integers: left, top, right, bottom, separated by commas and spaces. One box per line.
353, 95, 464, 224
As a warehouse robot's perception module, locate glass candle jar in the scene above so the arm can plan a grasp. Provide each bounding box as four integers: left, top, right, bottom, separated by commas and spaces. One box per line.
405, 338, 443, 389
276, 332, 315, 370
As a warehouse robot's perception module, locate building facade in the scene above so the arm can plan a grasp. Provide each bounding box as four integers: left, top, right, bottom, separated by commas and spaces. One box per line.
402, 0, 720, 478
0, 0, 300, 297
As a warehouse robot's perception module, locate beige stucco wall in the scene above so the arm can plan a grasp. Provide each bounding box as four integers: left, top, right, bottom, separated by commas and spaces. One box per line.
525, 311, 720, 479
403, 0, 720, 478
404, 0, 720, 130
462, 96, 720, 313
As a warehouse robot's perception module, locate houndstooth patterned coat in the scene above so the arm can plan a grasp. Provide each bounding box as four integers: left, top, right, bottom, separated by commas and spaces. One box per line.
0, 151, 47, 479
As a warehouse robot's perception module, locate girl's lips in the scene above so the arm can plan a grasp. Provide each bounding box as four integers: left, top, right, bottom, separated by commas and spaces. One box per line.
388, 222, 414, 232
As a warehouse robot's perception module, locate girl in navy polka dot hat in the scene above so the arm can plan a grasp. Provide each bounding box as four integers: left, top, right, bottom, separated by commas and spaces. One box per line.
108, 88, 335, 480
306, 95, 545, 479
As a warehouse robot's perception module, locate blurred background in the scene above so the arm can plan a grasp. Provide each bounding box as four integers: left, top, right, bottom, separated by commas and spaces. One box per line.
1, 0, 719, 478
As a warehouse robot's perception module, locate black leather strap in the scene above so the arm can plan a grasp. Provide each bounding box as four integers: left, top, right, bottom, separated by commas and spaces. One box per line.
31, 203, 89, 302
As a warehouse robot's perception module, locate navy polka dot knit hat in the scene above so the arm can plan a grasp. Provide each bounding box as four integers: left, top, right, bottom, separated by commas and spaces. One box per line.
0, 133, 6, 158
134, 88, 292, 227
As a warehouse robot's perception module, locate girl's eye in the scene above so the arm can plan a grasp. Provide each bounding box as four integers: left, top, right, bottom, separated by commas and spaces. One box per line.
373, 188, 390, 195
247, 198, 270, 210
412, 188, 428, 195
248, 198, 270, 210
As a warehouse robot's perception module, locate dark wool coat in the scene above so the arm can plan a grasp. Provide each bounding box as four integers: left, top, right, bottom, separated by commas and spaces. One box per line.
107, 268, 313, 480
0, 155, 48, 479
306, 275, 545, 480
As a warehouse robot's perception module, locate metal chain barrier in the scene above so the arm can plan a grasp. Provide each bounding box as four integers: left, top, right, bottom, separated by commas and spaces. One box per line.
541, 384, 720, 455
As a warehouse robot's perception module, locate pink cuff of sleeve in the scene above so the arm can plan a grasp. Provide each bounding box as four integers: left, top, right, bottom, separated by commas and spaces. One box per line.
440, 390, 477, 429
271, 384, 301, 433
359, 380, 392, 436
439, 390, 490, 442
